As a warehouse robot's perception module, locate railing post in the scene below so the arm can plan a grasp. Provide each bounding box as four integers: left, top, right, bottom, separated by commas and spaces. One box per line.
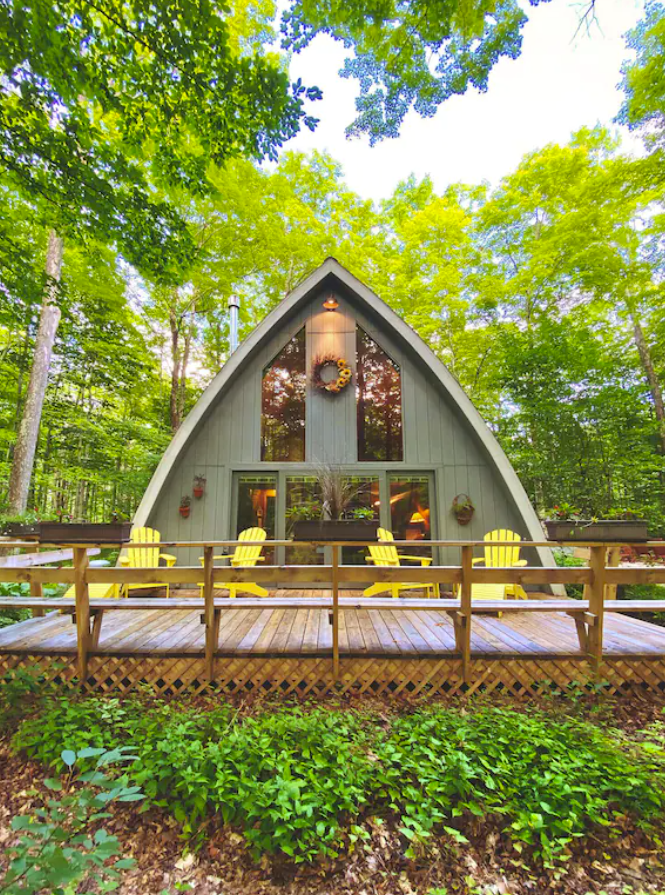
587, 545, 607, 673
30, 581, 44, 618
203, 545, 217, 681
73, 546, 90, 685
460, 545, 473, 683
332, 543, 340, 681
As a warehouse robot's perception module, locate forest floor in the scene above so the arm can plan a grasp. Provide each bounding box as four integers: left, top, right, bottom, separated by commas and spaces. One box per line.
1, 691, 665, 895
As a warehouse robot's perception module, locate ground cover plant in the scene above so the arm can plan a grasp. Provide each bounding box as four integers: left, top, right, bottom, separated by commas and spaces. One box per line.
10, 695, 665, 874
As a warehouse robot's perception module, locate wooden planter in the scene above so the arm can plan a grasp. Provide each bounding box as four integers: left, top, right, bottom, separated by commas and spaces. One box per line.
545, 520, 648, 542
2, 523, 40, 539
38, 522, 133, 544
292, 520, 379, 542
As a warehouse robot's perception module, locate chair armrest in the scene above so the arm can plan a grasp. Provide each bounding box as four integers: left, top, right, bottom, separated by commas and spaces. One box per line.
513, 559, 528, 567
160, 553, 177, 567
472, 558, 485, 565
365, 557, 378, 563
213, 555, 231, 562
119, 556, 130, 567
397, 554, 432, 565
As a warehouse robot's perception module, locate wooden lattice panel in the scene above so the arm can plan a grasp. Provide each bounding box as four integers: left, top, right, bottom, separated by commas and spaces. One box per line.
2, 654, 665, 697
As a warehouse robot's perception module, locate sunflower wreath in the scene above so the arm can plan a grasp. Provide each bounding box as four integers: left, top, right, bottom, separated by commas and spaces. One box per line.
311, 355, 353, 394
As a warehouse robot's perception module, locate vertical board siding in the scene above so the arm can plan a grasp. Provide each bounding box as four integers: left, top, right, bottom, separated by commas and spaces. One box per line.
147, 284, 539, 566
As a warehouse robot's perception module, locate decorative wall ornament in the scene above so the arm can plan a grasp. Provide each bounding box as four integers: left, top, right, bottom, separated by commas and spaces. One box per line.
312, 355, 352, 395
452, 494, 475, 526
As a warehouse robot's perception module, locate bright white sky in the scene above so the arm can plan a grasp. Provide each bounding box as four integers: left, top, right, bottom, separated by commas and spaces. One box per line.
282, 0, 645, 201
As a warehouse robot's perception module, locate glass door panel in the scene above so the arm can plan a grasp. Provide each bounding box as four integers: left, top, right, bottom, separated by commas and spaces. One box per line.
236, 474, 277, 563
285, 476, 323, 565
388, 474, 432, 560
342, 475, 380, 566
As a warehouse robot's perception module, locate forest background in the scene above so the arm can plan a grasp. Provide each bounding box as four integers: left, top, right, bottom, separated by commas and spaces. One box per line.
1, 0, 664, 533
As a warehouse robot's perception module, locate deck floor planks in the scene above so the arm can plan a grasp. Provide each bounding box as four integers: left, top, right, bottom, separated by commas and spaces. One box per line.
250, 608, 287, 652
268, 608, 298, 653
221, 608, 265, 653
345, 609, 368, 652
3, 590, 665, 662
412, 609, 457, 651
472, 614, 551, 655
356, 608, 382, 652
379, 609, 415, 654
286, 605, 310, 653
236, 608, 278, 653
102, 608, 193, 654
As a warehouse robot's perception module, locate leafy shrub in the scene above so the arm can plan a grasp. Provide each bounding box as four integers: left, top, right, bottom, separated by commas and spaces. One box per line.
12, 699, 665, 866
1, 747, 142, 894
375, 707, 664, 863
552, 548, 586, 598
0, 582, 67, 629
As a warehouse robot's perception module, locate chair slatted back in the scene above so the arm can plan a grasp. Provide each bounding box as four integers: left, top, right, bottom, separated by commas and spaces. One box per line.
483, 529, 522, 568
368, 527, 400, 567
231, 527, 266, 566
127, 527, 161, 568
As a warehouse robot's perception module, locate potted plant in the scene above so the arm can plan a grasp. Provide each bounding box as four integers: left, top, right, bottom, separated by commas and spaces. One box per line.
179, 496, 192, 519
39, 509, 133, 544
544, 504, 648, 542
291, 465, 380, 542
193, 474, 206, 499
452, 494, 475, 526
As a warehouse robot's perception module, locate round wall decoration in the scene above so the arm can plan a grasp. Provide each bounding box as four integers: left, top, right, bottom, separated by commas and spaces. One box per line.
312, 355, 352, 395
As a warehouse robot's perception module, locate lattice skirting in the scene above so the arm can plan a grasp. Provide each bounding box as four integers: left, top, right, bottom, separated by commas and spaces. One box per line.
2, 653, 665, 697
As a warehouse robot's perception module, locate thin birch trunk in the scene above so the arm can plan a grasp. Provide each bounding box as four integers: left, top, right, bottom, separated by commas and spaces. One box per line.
7, 230, 64, 514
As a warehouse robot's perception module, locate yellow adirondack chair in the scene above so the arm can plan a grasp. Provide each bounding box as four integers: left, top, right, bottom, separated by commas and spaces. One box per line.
474, 529, 528, 600
198, 527, 268, 599
364, 527, 437, 599
454, 529, 528, 606
119, 527, 177, 598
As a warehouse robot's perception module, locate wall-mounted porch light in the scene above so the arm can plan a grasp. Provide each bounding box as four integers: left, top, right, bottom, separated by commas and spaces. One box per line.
323, 295, 339, 311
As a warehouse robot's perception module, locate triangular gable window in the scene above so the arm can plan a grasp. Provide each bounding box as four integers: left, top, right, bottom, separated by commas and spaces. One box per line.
261, 328, 306, 461
356, 326, 403, 461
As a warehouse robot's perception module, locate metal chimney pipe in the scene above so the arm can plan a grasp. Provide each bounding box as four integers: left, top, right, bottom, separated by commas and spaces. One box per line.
228, 295, 240, 354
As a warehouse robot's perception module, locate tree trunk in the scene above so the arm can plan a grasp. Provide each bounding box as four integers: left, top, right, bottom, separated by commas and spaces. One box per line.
168, 305, 181, 432
6, 230, 64, 514
631, 314, 665, 455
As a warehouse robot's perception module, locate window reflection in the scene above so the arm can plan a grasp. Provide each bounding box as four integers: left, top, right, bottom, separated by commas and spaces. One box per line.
261, 328, 306, 461
389, 475, 431, 559
342, 475, 380, 565
237, 475, 277, 563
356, 327, 403, 461
285, 476, 323, 565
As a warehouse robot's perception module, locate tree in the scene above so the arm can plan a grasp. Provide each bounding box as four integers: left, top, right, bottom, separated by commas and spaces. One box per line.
281, 0, 548, 142
619, 2, 665, 168
1, 0, 321, 512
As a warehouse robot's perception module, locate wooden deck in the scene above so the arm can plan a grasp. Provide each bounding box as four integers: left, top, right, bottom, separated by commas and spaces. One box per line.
2, 590, 665, 659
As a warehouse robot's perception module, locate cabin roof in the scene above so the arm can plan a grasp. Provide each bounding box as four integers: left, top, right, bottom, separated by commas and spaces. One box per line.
134, 258, 548, 559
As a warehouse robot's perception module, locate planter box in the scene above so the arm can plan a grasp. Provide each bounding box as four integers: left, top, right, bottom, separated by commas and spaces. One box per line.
545, 520, 648, 542
292, 520, 380, 542
39, 522, 133, 544
2, 523, 40, 539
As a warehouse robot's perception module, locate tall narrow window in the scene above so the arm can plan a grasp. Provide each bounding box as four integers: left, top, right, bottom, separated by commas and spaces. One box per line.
261, 328, 306, 461
356, 327, 403, 461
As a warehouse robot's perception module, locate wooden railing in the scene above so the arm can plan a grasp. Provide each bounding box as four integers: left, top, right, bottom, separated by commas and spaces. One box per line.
0, 539, 664, 683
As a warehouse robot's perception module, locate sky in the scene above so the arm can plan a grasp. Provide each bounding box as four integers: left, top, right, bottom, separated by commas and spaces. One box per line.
283, 0, 646, 201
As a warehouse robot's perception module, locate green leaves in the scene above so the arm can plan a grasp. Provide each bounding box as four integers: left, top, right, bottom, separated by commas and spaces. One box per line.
12, 698, 665, 867
1, 747, 142, 894
0, 0, 321, 280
